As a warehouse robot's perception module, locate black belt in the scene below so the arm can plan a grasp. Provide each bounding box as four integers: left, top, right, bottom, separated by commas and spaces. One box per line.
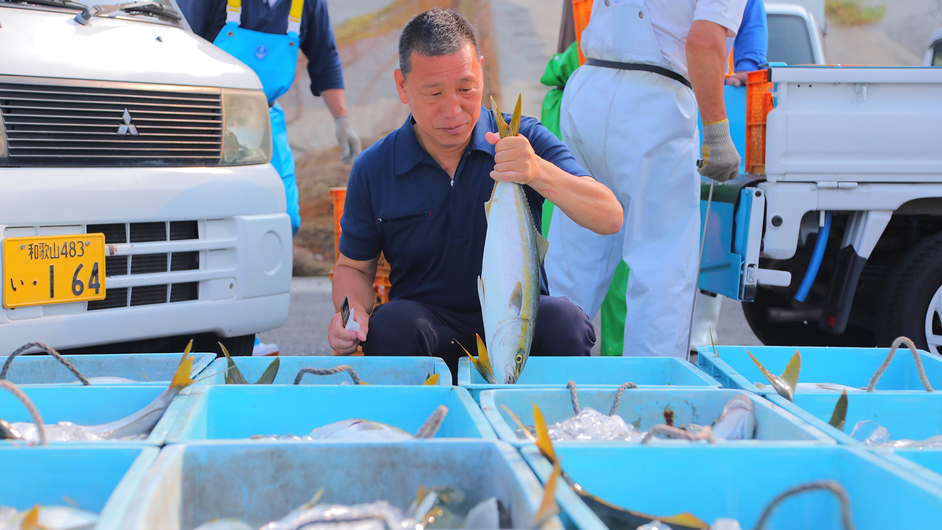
584, 58, 692, 90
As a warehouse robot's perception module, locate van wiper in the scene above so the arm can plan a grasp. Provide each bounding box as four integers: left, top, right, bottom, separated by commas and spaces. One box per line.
1, 0, 87, 9
74, 1, 180, 25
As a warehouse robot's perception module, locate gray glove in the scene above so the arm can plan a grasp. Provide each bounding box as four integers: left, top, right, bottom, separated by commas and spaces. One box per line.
698, 119, 741, 183
335, 115, 362, 165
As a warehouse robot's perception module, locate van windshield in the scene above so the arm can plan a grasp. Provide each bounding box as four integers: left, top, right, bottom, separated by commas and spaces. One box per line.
767, 14, 816, 66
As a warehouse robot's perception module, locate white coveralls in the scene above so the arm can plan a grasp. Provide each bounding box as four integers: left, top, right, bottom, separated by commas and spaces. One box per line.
546, 0, 745, 358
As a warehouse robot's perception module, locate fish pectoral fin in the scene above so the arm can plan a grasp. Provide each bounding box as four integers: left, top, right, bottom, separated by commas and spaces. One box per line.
170, 341, 195, 390
221, 342, 248, 385
477, 276, 486, 309
828, 390, 848, 431
781, 350, 802, 393
21, 504, 43, 530
510, 281, 523, 314
456, 336, 496, 384
536, 233, 549, 265
533, 457, 561, 528
255, 356, 280, 384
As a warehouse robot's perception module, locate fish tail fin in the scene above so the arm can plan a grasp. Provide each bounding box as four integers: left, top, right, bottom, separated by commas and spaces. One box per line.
22, 504, 42, 530
828, 390, 848, 431
456, 336, 496, 384
510, 94, 522, 136
533, 457, 561, 528
220, 342, 248, 384
170, 340, 195, 390
423, 373, 440, 385
746, 349, 779, 388
533, 403, 557, 461
490, 96, 510, 138
782, 350, 802, 390
255, 356, 280, 384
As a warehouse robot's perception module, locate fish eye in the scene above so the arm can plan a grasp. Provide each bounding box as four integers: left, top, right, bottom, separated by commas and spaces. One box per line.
515, 353, 523, 364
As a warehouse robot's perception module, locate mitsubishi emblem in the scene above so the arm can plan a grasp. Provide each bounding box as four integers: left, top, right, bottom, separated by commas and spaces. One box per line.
117, 109, 139, 136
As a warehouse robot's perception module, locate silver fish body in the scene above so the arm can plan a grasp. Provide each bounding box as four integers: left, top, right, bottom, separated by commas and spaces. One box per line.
711, 395, 757, 441
478, 180, 543, 384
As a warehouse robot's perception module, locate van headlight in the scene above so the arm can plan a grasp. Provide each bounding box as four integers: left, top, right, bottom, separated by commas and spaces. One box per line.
220, 89, 272, 166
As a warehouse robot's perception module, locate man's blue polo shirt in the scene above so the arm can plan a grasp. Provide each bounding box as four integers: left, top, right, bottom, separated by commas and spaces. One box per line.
340, 107, 589, 314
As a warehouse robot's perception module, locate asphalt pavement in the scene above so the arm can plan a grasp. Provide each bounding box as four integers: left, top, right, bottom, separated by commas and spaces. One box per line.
257, 278, 761, 357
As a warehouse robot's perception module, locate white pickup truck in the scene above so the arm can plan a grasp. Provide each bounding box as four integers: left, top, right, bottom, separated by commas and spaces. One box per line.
701, 62, 942, 354
0, 0, 292, 355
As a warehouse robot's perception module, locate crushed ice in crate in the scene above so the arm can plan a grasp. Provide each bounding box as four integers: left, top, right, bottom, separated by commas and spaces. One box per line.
850, 420, 942, 449
8, 421, 145, 443
546, 408, 643, 442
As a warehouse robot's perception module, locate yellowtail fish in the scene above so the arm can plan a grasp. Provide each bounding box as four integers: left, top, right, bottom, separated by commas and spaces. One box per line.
0, 504, 97, 530
462, 95, 547, 385
503, 404, 711, 530
747, 349, 801, 402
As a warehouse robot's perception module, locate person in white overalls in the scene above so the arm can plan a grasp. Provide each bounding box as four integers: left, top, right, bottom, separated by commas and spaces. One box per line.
545, 0, 746, 358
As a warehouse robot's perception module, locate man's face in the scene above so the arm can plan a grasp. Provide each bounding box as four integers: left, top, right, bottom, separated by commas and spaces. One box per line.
395, 43, 484, 154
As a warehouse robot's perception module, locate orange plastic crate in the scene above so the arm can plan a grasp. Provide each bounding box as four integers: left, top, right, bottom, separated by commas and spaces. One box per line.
572, 0, 592, 65
329, 186, 391, 306
745, 69, 773, 174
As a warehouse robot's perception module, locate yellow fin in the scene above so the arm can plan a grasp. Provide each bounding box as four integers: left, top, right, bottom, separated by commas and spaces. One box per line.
533, 404, 557, 461
424, 373, 440, 386
746, 349, 795, 401
501, 404, 538, 444
509, 94, 522, 136
220, 342, 248, 385
415, 485, 430, 510
533, 457, 561, 528
457, 335, 496, 383
490, 96, 510, 138
782, 350, 802, 391
170, 340, 195, 390
21, 504, 43, 530
828, 390, 848, 431
536, 234, 549, 265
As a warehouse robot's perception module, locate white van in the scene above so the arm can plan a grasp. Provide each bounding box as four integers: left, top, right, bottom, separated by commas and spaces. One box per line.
0, 0, 291, 355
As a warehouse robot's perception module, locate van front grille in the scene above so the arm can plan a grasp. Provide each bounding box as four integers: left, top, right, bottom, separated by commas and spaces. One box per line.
0, 78, 222, 167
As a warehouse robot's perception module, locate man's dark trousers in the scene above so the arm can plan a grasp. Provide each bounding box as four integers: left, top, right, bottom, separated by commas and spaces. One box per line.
362, 296, 596, 384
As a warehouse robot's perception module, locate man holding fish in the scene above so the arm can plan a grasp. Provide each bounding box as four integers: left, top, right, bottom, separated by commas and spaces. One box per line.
327, 8, 622, 382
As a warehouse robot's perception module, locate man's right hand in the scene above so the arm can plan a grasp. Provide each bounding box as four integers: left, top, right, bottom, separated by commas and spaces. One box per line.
328, 307, 369, 355
698, 119, 741, 183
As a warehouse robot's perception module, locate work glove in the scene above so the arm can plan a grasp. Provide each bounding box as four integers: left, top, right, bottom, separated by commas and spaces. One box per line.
698, 119, 741, 183
335, 115, 362, 165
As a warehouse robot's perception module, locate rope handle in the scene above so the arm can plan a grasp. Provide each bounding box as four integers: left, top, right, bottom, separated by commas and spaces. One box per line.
0, 380, 46, 446
566, 380, 638, 417
867, 336, 934, 392
294, 365, 363, 385
641, 425, 716, 444
1, 342, 90, 386
753, 480, 855, 530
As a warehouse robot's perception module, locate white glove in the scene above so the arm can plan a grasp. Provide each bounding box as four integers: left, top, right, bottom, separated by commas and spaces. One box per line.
698, 119, 741, 183
335, 115, 362, 165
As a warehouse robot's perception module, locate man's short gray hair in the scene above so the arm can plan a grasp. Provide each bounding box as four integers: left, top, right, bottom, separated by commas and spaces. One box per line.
398, 8, 480, 76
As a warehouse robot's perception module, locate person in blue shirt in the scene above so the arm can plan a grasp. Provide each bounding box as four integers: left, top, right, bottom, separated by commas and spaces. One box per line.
178, 0, 361, 238
327, 9, 622, 381
727, 0, 768, 86
178, 0, 361, 357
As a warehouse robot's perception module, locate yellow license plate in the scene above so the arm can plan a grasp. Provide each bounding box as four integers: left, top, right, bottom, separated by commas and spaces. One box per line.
3, 234, 106, 309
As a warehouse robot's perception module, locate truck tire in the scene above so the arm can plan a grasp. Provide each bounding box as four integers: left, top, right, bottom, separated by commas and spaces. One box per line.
876, 232, 942, 355
742, 290, 874, 347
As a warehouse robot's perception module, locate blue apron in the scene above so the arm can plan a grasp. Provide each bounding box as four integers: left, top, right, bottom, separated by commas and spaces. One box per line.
214, 0, 303, 236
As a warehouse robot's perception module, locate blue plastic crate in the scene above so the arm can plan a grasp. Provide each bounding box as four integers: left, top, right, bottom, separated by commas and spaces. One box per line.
458, 356, 719, 401
0, 353, 215, 386
480, 388, 833, 447
768, 392, 942, 447
165, 385, 495, 442
696, 345, 942, 395
521, 445, 942, 530
0, 385, 193, 446
205, 355, 451, 385
109, 440, 564, 530
0, 445, 158, 524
